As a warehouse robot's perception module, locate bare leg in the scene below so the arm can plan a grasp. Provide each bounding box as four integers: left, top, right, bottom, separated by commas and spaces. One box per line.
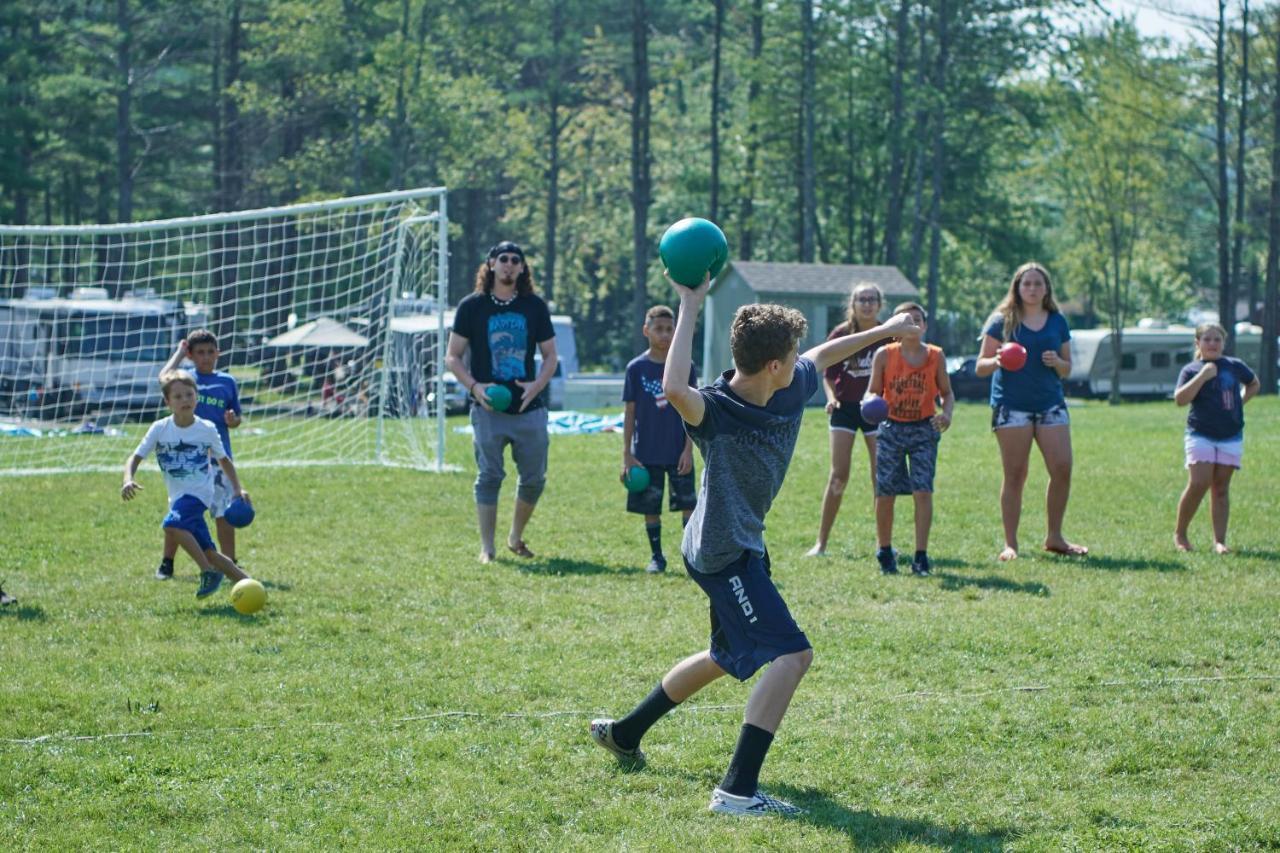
864, 433, 879, 511
995, 425, 1035, 560
913, 491, 932, 552
169, 529, 214, 572
476, 503, 498, 561
215, 517, 237, 562
1036, 425, 1084, 553
509, 498, 537, 549
743, 649, 814, 734
661, 650, 728, 702
875, 495, 895, 549
1210, 464, 1235, 553
1174, 463, 1212, 551
810, 429, 854, 555
206, 549, 248, 583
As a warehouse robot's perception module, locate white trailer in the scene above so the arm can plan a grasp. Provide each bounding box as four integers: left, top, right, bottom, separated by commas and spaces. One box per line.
0, 288, 204, 419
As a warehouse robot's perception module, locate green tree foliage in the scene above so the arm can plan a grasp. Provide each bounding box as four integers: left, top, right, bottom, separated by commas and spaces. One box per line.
1, 1, 1275, 369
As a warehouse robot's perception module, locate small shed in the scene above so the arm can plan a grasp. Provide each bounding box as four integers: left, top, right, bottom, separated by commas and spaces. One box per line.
702, 261, 918, 377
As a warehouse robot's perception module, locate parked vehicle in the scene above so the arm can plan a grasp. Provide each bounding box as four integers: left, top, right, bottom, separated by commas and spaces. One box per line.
947, 355, 992, 401
0, 287, 205, 419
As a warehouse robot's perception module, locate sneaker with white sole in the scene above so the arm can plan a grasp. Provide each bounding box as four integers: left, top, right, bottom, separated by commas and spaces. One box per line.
589, 719, 646, 767
155, 560, 174, 581
195, 570, 223, 598
708, 787, 805, 817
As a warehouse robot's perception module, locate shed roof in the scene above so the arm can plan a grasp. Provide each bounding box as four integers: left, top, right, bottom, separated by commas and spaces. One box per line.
719, 261, 916, 297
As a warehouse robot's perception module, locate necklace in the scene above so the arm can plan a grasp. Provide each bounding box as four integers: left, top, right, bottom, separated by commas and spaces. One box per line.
490, 290, 517, 307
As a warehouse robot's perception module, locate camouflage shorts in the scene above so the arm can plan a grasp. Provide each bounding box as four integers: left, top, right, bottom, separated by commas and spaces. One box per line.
874, 418, 940, 496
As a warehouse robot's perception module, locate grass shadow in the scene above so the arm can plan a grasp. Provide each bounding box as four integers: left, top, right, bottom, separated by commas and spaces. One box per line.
513, 557, 637, 576
194, 605, 269, 621
260, 579, 293, 591
1074, 555, 1186, 572
936, 572, 1049, 597
770, 783, 1014, 850
1234, 548, 1280, 561
0, 604, 47, 621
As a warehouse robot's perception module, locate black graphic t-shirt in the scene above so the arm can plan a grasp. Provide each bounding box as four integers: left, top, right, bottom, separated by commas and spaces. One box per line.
453, 291, 556, 411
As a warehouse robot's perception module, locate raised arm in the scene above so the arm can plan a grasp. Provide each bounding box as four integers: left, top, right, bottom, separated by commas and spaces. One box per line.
662, 275, 709, 428
160, 339, 189, 377
803, 312, 920, 372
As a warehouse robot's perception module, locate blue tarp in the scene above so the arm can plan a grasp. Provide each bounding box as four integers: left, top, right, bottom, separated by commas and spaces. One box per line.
453, 410, 624, 436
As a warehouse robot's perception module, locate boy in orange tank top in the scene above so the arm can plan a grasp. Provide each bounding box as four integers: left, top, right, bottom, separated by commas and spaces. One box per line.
866, 302, 954, 576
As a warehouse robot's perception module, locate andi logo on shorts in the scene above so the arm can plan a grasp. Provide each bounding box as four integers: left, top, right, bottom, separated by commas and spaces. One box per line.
728, 575, 758, 624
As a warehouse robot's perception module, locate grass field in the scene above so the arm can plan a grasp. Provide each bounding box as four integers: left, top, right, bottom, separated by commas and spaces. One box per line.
2, 398, 1278, 849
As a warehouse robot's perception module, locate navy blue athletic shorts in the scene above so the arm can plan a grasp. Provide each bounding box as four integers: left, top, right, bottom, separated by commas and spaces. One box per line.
162, 494, 215, 552
684, 550, 811, 681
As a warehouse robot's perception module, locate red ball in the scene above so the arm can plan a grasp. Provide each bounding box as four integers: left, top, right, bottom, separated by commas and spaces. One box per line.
998, 342, 1027, 371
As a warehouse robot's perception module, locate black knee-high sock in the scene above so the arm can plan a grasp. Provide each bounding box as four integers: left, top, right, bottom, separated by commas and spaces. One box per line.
645, 522, 663, 560
611, 682, 678, 749
719, 724, 775, 796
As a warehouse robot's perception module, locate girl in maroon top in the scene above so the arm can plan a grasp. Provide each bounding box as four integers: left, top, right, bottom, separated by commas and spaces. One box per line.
807, 282, 886, 557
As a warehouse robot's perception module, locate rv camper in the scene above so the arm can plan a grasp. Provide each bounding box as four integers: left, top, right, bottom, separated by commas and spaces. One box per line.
1067, 324, 1264, 398
0, 288, 204, 419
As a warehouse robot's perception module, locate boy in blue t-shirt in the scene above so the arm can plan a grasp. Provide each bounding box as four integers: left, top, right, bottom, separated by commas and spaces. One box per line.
622, 305, 697, 574
154, 330, 244, 587
591, 272, 918, 817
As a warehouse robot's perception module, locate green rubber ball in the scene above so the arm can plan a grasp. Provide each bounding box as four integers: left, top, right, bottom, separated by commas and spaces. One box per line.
659, 218, 729, 287
485, 384, 512, 412
624, 465, 651, 493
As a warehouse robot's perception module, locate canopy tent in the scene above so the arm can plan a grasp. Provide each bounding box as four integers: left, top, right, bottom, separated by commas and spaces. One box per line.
264, 317, 369, 349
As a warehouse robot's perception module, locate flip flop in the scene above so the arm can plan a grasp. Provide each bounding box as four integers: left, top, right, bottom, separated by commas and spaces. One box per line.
1044, 543, 1089, 557
507, 541, 535, 559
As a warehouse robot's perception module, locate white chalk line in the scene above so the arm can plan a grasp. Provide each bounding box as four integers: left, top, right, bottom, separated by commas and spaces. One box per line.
3, 673, 1274, 747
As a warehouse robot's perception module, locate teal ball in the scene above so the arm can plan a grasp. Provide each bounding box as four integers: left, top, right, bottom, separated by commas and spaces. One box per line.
485, 384, 512, 412
624, 465, 651, 493
659, 218, 729, 287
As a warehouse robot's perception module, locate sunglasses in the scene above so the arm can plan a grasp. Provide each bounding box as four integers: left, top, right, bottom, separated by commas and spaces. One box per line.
496, 254, 522, 265
854, 296, 881, 304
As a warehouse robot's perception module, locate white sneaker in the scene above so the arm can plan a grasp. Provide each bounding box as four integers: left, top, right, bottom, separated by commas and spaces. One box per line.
708, 787, 804, 817
589, 719, 646, 768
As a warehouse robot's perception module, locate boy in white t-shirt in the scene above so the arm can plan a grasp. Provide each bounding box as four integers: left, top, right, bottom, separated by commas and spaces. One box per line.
122, 370, 254, 599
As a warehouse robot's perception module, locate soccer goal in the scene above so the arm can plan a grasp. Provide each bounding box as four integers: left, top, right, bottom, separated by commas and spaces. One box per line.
0, 187, 450, 475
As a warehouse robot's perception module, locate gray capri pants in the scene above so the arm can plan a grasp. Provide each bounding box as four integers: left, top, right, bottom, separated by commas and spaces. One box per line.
470, 405, 549, 506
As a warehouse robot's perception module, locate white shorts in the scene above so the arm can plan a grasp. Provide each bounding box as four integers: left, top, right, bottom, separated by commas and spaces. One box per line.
209, 469, 235, 519
1184, 432, 1243, 469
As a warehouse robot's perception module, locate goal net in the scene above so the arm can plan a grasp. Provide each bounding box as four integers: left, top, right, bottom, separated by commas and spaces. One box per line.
0, 188, 450, 475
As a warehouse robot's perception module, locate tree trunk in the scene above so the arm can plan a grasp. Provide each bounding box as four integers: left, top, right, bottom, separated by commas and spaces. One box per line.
710, 0, 724, 224
1232, 0, 1250, 323
630, 0, 652, 352
905, 5, 929, 284
218, 0, 243, 211
1216, 0, 1234, 351
115, 0, 133, 224
925, 0, 948, 340
391, 0, 411, 190
883, 0, 910, 266
740, 0, 763, 261
543, 0, 565, 302
799, 0, 816, 262
1260, 15, 1280, 395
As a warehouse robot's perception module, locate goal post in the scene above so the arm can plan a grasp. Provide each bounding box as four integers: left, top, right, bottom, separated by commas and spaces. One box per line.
0, 187, 450, 475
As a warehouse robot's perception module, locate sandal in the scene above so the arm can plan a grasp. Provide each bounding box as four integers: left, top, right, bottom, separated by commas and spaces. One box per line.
507, 541, 535, 559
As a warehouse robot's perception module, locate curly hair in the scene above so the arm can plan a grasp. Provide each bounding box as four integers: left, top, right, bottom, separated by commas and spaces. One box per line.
996, 262, 1060, 342
473, 260, 536, 296
730, 303, 808, 375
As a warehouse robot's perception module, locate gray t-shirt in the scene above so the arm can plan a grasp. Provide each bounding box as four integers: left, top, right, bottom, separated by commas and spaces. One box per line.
681, 357, 820, 574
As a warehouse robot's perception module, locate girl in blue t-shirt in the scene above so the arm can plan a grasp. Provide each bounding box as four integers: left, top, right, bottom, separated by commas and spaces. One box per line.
975, 262, 1088, 562
1172, 322, 1261, 554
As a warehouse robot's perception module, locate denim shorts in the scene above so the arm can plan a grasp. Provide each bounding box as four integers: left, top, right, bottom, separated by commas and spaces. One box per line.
991, 403, 1070, 431
626, 464, 697, 515
684, 550, 811, 682
162, 494, 215, 552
